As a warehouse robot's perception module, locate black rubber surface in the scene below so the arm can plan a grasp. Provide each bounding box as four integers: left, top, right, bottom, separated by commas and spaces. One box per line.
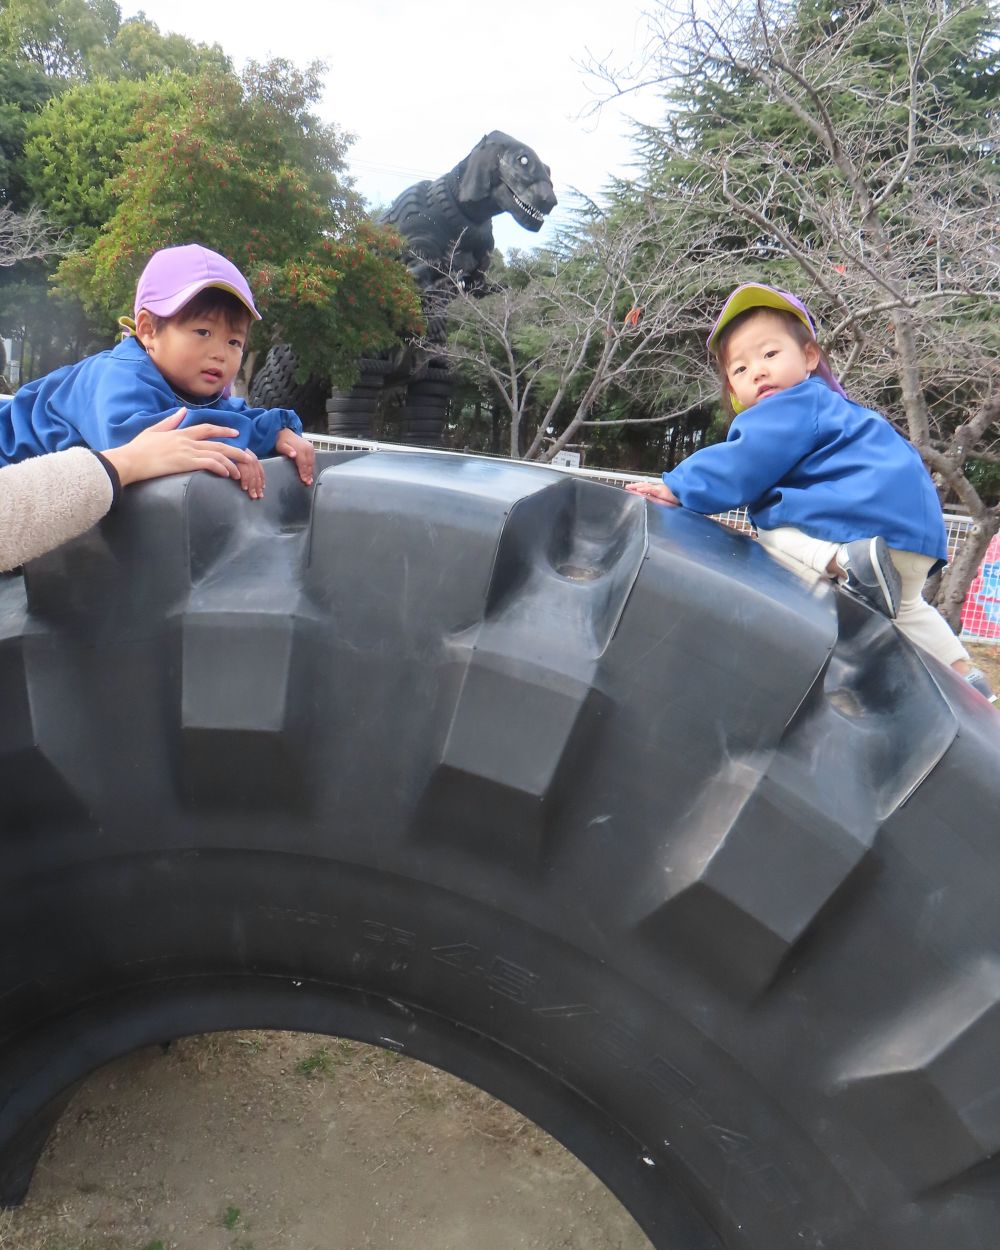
2, 450, 1000, 1249
325, 398, 382, 415
248, 344, 328, 429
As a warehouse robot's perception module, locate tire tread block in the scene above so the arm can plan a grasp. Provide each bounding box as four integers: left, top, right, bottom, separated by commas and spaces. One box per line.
638, 754, 875, 996
417, 656, 607, 867
415, 479, 645, 866
177, 464, 318, 807
636, 606, 955, 998
305, 453, 559, 628
0, 638, 93, 830
483, 478, 647, 655
178, 604, 310, 808
834, 959, 1000, 1190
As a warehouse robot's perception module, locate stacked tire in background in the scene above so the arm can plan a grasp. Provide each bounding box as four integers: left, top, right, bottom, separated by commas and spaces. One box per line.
399, 362, 451, 446
325, 358, 389, 440
250, 348, 453, 448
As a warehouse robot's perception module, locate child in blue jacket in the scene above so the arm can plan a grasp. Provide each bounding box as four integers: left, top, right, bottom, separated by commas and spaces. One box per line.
0, 244, 315, 499
626, 283, 994, 701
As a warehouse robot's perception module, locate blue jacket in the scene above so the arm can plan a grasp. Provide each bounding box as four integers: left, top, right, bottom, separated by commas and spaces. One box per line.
663, 377, 948, 563
0, 336, 303, 465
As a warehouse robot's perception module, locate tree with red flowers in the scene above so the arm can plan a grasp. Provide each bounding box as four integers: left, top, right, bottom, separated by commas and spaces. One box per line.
55, 59, 423, 389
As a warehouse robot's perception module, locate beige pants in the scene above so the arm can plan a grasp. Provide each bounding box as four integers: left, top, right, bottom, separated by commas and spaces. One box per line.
756, 525, 969, 667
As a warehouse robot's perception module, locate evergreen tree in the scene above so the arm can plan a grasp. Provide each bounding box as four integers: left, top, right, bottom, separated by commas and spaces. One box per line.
0, 0, 228, 81
0, 59, 51, 206
23, 75, 187, 245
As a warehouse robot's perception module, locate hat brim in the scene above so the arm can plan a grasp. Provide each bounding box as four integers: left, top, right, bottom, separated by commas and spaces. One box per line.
138, 279, 262, 321
708, 284, 814, 352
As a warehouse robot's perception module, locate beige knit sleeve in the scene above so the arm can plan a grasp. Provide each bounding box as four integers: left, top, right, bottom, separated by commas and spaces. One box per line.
0, 448, 115, 572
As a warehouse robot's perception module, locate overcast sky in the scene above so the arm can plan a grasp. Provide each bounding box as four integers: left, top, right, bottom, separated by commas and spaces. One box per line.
119, 0, 666, 252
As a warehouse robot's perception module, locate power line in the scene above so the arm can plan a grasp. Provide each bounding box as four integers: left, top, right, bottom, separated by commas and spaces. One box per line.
348, 157, 438, 180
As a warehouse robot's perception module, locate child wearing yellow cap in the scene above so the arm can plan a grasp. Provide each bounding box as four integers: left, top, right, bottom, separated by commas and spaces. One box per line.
627, 283, 994, 703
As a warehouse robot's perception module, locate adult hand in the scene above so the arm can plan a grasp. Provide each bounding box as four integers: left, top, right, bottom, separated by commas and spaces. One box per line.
101, 410, 254, 487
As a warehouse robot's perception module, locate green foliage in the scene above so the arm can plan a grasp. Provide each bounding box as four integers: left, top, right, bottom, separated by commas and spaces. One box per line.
23, 75, 187, 244
632, 0, 999, 274
259, 223, 423, 386
0, 0, 119, 77
295, 1047, 336, 1077
966, 456, 1000, 506
88, 17, 230, 80
222, 1205, 241, 1230
53, 60, 422, 381
0, 0, 227, 81
0, 0, 241, 367
0, 58, 54, 205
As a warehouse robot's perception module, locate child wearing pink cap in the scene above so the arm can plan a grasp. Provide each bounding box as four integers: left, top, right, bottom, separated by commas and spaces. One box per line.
0, 243, 315, 499
627, 283, 994, 702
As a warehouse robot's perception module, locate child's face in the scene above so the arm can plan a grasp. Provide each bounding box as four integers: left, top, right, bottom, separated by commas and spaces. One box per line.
137, 308, 248, 399
722, 310, 820, 411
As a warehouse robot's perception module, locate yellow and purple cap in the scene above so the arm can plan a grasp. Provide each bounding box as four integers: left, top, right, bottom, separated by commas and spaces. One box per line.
134, 244, 261, 321
709, 283, 847, 409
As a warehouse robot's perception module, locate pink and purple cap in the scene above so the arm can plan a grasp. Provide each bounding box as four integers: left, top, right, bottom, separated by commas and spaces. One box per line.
709, 283, 847, 410
134, 243, 261, 321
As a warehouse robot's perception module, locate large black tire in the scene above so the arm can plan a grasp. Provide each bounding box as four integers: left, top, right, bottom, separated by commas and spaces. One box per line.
249, 344, 328, 430
325, 378, 385, 439
2, 451, 1000, 1250
326, 416, 375, 439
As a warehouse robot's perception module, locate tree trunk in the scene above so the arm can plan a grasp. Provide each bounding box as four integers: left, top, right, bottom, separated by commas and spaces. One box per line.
490, 402, 502, 456
233, 350, 258, 400
891, 310, 995, 632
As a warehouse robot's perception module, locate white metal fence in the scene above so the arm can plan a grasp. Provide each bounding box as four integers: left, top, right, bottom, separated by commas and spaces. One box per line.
306, 433, 994, 644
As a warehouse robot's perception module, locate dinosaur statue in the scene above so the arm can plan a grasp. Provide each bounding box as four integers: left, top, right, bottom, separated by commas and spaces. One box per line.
249, 131, 556, 443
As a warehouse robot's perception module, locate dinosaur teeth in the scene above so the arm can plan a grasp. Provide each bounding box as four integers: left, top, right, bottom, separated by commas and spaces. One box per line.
512, 192, 543, 222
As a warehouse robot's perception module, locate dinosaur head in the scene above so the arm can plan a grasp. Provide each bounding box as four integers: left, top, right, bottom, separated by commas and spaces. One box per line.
455, 131, 557, 232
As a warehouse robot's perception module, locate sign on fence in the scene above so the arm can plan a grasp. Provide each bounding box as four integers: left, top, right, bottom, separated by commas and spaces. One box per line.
552, 450, 582, 469
961, 534, 1000, 643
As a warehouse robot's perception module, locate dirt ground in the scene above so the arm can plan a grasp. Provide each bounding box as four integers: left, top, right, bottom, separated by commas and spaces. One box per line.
0, 1031, 653, 1250
6, 646, 996, 1250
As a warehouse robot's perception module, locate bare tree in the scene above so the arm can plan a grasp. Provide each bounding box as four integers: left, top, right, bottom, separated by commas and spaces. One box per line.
440, 207, 728, 462
586, 0, 1000, 625
0, 205, 68, 268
